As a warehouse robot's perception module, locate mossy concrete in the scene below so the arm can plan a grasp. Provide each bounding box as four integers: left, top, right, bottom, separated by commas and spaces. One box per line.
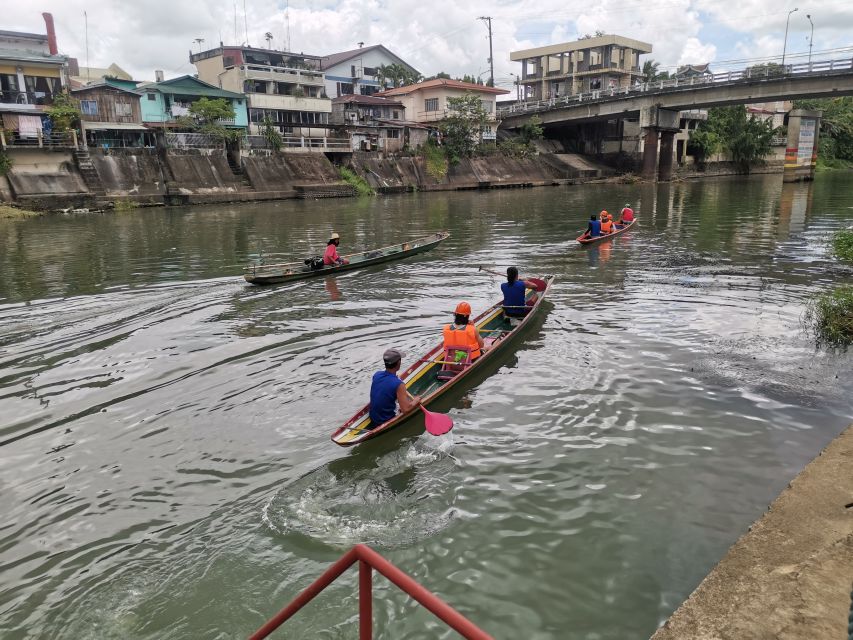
651, 423, 853, 640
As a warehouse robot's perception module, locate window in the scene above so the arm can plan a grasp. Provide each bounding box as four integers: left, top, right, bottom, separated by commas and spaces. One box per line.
147, 93, 156, 101
364, 66, 377, 76
386, 129, 400, 138
481, 100, 493, 114
337, 82, 354, 96
392, 110, 399, 119
114, 102, 132, 117
424, 97, 439, 112
80, 100, 98, 115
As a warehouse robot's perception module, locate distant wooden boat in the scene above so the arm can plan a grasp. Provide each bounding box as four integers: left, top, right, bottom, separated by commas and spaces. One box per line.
576, 219, 636, 245
244, 232, 450, 285
331, 275, 555, 447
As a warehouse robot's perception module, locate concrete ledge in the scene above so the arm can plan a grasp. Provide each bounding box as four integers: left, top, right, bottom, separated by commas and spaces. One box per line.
651, 424, 853, 640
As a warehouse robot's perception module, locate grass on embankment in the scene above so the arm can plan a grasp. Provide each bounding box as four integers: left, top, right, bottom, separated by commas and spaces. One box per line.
831, 229, 853, 262
338, 166, 375, 196
804, 286, 853, 346
0, 204, 41, 219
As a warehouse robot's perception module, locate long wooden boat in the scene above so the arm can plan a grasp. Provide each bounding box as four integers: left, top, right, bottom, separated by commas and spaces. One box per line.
244, 231, 450, 285
576, 219, 636, 245
331, 275, 556, 446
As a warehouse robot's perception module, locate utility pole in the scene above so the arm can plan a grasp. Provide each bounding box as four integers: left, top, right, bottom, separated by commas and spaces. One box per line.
781, 7, 798, 67
806, 14, 814, 66
478, 16, 494, 86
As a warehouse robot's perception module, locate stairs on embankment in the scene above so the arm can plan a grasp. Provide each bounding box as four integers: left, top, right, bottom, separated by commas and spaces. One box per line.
73, 149, 106, 196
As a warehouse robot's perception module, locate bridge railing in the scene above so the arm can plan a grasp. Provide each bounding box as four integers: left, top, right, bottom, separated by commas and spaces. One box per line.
498, 57, 853, 118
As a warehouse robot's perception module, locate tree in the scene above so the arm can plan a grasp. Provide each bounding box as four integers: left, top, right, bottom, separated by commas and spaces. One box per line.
794, 97, 853, 166
186, 97, 239, 142
641, 60, 669, 84
689, 105, 777, 172
518, 115, 544, 144
440, 92, 488, 162
46, 91, 80, 132
748, 62, 785, 78
261, 116, 282, 151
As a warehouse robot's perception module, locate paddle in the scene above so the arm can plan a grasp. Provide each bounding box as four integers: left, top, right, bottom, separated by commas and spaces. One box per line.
421, 404, 453, 436
477, 266, 547, 292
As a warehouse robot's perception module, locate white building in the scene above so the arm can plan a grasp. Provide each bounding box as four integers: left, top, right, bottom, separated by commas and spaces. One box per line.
320, 44, 419, 98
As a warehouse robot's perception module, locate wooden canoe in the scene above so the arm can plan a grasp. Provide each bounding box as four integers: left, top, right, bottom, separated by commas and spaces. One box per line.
331, 275, 556, 447
244, 231, 450, 285
576, 219, 636, 245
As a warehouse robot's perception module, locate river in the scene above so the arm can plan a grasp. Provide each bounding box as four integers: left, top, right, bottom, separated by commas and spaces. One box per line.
0, 173, 851, 639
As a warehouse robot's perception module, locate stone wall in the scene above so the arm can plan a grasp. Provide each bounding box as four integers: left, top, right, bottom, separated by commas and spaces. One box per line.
4, 148, 87, 198
89, 148, 165, 198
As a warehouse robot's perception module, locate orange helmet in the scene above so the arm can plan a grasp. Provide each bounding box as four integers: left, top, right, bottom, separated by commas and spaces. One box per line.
455, 301, 472, 316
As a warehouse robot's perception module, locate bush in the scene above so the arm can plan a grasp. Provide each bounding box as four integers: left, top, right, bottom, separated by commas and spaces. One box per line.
831, 229, 853, 263
113, 199, 139, 211
0, 150, 12, 176
338, 166, 374, 196
804, 286, 853, 346
421, 140, 447, 181
497, 139, 535, 159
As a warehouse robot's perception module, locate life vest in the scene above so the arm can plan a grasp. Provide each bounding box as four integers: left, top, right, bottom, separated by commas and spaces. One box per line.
621, 208, 634, 222
443, 323, 481, 359
601, 220, 614, 233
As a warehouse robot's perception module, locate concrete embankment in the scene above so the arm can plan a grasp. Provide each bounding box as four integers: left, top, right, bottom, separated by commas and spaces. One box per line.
651, 423, 853, 640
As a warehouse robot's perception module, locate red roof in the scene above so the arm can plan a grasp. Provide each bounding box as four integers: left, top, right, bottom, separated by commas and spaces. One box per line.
377, 78, 509, 97
332, 94, 403, 107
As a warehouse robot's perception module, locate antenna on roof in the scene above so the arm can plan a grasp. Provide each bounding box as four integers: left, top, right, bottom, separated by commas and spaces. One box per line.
84, 11, 90, 83
357, 41, 364, 48
242, 0, 249, 46
284, 0, 291, 52
234, 3, 238, 44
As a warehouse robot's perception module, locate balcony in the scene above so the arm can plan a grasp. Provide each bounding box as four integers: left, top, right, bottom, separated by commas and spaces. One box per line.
240, 64, 325, 87
247, 93, 331, 112
0, 90, 56, 107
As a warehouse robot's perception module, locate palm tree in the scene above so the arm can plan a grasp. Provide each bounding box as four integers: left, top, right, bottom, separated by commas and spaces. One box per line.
642, 60, 660, 83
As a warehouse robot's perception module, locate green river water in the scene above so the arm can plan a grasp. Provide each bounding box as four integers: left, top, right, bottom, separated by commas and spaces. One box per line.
0, 173, 851, 639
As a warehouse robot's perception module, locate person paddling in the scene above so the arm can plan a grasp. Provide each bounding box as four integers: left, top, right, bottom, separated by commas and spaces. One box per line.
502, 266, 538, 318
619, 203, 635, 225
600, 211, 615, 234
368, 348, 420, 428
443, 302, 484, 362
323, 232, 349, 266
582, 214, 602, 240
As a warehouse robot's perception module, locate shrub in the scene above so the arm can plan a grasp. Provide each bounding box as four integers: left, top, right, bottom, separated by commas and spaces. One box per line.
804, 286, 853, 346
339, 166, 374, 196
113, 198, 139, 211
0, 150, 12, 176
422, 140, 447, 181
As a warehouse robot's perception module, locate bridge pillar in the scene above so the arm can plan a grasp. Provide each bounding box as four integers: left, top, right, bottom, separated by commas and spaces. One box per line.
641, 129, 659, 180
658, 131, 676, 181
783, 109, 822, 183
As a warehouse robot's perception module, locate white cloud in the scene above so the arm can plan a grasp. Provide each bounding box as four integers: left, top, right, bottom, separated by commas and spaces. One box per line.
678, 37, 717, 66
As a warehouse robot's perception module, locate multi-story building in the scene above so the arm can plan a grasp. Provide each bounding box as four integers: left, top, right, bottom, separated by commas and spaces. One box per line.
71, 79, 152, 148
139, 75, 248, 130
330, 94, 407, 151
191, 45, 330, 136
377, 79, 508, 141
320, 44, 419, 97
0, 13, 68, 139
510, 35, 652, 100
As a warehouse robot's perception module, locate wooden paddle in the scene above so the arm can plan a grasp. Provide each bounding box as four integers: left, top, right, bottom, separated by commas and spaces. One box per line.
477, 266, 547, 292
421, 404, 453, 435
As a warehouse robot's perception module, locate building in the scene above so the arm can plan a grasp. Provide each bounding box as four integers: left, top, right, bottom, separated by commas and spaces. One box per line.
330, 94, 408, 151
510, 35, 652, 100
377, 79, 508, 140
69, 61, 132, 87
138, 75, 248, 131
191, 45, 330, 136
0, 13, 68, 140
71, 79, 152, 148
674, 64, 712, 80
320, 44, 419, 98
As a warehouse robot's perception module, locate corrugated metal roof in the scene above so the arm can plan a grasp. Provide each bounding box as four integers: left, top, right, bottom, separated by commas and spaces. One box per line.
378, 79, 509, 97
319, 44, 417, 74
142, 75, 244, 99
332, 94, 403, 106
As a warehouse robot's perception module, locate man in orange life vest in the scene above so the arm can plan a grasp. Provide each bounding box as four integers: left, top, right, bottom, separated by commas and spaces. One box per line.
599, 211, 615, 234
443, 302, 484, 362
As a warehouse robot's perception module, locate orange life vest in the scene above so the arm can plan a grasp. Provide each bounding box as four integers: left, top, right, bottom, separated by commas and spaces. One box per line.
601, 220, 614, 233
442, 323, 481, 359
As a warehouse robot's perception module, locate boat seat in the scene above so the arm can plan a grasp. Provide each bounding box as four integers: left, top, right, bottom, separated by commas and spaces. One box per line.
437, 345, 472, 381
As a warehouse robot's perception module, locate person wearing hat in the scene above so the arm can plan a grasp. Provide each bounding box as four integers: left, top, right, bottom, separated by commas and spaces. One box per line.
368, 348, 421, 427
323, 232, 349, 266
501, 266, 538, 318
599, 210, 615, 234
443, 302, 484, 361
619, 203, 635, 225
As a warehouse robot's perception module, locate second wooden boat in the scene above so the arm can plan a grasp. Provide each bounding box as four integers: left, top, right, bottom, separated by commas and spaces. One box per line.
331, 275, 555, 446
244, 231, 449, 285
576, 219, 636, 245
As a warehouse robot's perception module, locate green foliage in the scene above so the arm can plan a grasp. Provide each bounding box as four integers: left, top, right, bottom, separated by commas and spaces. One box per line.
262, 116, 282, 151
113, 198, 139, 212
338, 166, 375, 196
421, 140, 447, 181
377, 63, 422, 88
0, 150, 12, 176
642, 60, 669, 83
188, 97, 235, 123
518, 115, 544, 144
689, 105, 777, 172
46, 91, 80, 131
440, 92, 488, 163
804, 286, 853, 346
0, 204, 40, 219
748, 62, 785, 78
497, 139, 535, 159
832, 229, 853, 263
793, 97, 853, 166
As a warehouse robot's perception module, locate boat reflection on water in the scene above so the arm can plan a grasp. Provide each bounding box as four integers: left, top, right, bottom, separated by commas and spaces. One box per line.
325, 277, 342, 301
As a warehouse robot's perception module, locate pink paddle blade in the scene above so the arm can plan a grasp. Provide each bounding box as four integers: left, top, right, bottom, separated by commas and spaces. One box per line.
421, 405, 453, 435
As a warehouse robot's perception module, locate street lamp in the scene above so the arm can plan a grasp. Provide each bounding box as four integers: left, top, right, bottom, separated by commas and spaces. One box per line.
781, 8, 798, 67
806, 14, 814, 65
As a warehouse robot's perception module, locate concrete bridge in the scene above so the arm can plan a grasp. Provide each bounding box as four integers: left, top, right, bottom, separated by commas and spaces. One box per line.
498, 58, 853, 180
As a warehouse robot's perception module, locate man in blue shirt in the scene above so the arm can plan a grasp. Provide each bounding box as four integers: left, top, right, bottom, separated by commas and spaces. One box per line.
583, 214, 602, 239
368, 348, 421, 428
501, 266, 538, 318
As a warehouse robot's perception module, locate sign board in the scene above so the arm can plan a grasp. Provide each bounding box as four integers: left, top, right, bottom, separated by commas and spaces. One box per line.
481, 131, 497, 141
796, 119, 816, 167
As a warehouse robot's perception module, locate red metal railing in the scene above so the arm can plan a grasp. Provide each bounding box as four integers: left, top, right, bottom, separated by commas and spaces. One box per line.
249, 544, 494, 640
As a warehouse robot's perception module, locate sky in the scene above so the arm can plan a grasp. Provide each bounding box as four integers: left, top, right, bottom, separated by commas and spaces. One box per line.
5, 0, 852, 94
